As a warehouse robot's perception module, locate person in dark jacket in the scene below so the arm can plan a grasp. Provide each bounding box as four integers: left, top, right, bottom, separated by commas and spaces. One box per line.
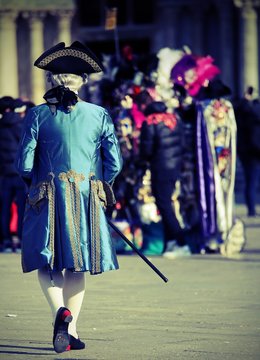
0, 96, 27, 251
234, 87, 260, 217
140, 101, 191, 258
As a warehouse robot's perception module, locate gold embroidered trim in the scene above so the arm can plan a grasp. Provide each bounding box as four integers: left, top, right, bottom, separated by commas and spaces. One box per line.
59, 170, 85, 271
89, 174, 102, 274
47, 173, 56, 269
37, 49, 102, 72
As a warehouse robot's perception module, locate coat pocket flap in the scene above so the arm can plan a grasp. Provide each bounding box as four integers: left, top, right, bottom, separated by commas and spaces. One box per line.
28, 183, 48, 206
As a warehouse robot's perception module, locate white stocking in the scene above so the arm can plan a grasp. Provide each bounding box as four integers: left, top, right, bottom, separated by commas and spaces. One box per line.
63, 270, 85, 339
37, 268, 64, 321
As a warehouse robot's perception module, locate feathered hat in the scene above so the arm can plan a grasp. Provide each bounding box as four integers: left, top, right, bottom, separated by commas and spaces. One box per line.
171, 53, 220, 96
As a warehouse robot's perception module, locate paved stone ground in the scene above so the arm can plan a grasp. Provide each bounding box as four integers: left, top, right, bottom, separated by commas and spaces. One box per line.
0, 205, 260, 360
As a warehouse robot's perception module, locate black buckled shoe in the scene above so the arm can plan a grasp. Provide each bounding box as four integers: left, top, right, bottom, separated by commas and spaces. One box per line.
68, 335, 86, 350
53, 307, 73, 353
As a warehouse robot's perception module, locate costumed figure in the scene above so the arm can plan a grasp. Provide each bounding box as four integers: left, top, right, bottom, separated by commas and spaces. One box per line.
114, 88, 164, 255
171, 52, 245, 256
16, 41, 122, 353
112, 105, 143, 252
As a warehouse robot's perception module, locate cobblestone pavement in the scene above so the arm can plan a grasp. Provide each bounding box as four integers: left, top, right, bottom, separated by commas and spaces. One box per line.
0, 205, 259, 360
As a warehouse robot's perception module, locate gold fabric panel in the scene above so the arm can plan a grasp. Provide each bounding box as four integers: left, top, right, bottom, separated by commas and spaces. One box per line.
89, 173, 103, 274
59, 169, 85, 271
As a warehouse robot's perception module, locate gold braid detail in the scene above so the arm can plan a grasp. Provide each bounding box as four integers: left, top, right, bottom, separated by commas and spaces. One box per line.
89, 175, 102, 274
59, 170, 85, 271
47, 173, 56, 269
73, 181, 81, 253
68, 181, 80, 269
37, 49, 102, 72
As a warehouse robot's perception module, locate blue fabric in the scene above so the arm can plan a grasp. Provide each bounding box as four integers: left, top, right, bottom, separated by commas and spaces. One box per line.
16, 101, 122, 273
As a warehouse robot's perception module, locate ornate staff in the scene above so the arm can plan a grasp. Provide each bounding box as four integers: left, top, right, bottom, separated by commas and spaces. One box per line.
89, 173, 168, 283
107, 218, 169, 283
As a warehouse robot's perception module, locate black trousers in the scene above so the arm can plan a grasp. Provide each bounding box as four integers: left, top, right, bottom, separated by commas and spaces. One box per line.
241, 158, 260, 216
1, 175, 26, 241
151, 173, 185, 248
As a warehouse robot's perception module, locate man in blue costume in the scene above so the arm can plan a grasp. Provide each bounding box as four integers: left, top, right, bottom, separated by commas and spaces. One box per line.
16, 41, 122, 353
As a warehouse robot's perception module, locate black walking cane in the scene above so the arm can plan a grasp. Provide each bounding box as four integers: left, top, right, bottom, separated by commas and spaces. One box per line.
107, 218, 169, 283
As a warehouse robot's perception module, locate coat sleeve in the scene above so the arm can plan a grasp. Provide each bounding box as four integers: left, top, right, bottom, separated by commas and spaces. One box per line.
140, 120, 155, 160
15, 108, 38, 181
100, 110, 123, 184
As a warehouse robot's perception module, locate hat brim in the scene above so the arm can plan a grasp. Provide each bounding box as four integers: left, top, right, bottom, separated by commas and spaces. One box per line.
34, 41, 104, 75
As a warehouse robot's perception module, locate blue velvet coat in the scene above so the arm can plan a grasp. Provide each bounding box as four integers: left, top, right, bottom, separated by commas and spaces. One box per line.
16, 101, 122, 274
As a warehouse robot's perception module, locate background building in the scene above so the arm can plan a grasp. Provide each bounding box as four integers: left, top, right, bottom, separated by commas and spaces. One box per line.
0, 0, 259, 104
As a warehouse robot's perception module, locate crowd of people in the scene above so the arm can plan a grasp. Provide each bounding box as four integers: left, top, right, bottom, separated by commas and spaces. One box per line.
1, 44, 259, 258
0, 96, 34, 252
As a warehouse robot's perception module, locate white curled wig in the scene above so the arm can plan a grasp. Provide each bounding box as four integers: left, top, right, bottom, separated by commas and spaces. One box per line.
46, 72, 88, 92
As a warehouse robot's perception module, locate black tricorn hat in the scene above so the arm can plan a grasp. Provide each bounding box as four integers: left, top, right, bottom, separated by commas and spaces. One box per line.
196, 78, 232, 100
34, 41, 104, 75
